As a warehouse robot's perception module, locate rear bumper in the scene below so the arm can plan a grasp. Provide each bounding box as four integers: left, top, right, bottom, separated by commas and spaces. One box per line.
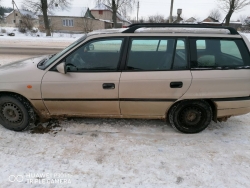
214, 99, 250, 117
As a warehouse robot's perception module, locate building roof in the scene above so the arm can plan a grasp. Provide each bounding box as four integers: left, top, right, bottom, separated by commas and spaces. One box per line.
202, 16, 219, 23
185, 17, 197, 23
91, 3, 131, 24
4, 9, 38, 19
20, 9, 38, 19
38, 7, 95, 19
4, 12, 10, 17
91, 3, 110, 11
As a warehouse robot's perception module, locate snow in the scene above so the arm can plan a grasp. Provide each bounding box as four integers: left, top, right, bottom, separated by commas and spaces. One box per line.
38, 7, 89, 18
0, 27, 83, 42
91, 4, 110, 11
4, 9, 38, 19
91, 3, 131, 24
0, 115, 250, 187
0, 32, 250, 187
19, 10, 38, 19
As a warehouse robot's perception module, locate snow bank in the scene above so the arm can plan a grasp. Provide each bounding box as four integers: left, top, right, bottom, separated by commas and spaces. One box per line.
0, 27, 83, 42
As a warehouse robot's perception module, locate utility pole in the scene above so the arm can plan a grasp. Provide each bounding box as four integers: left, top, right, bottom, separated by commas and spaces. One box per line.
12, 0, 16, 26
137, 1, 139, 23
169, 0, 174, 23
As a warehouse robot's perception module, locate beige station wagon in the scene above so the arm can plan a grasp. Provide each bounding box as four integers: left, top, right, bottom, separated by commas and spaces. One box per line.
1, 23, 250, 133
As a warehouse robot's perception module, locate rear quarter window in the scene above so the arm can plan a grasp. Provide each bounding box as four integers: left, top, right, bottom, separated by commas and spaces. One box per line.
190, 38, 250, 68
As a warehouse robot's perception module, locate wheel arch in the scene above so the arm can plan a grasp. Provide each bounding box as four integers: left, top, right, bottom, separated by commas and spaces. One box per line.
0, 91, 32, 104
166, 99, 217, 122
0, 91, 38, 131
0, 91, 38, 119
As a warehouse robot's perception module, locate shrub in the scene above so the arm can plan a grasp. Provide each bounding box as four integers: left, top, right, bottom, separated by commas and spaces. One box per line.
18, 14, 34, 33
1, 28, 6, 33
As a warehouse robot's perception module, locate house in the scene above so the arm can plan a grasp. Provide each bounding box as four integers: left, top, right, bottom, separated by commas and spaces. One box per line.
91, 3, 131, 27
4, 9, 39, 27
201, 16, 222, 26
245, 17, 250, 24
185, 17, 197, 23
226, 21, 242, 30
38, 7, 112, 33
173, 16, 183, 23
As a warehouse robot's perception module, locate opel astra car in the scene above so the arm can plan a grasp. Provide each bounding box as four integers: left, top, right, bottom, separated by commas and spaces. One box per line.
1, 23, 250, 133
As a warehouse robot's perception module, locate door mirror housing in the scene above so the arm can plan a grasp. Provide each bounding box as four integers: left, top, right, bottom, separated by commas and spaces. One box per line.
56, 62, 66, 74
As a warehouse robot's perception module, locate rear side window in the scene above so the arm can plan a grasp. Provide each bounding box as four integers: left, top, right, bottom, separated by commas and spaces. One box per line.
190, 38, 250, 68
130, 39, 168, 52
126, 38, 188, 71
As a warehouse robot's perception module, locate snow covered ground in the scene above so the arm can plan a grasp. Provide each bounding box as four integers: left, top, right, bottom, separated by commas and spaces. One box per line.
0, 31, 250, 187
0, 115, 250, 187
0, 27, 83, 42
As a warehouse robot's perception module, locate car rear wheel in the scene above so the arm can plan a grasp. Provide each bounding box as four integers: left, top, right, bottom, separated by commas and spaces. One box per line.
0, 95, 34, 131
169, 100, 212, 134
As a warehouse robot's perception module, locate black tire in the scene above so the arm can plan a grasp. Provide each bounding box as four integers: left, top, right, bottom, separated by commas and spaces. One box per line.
0, 95, 34, 131
169, 100, 212, 134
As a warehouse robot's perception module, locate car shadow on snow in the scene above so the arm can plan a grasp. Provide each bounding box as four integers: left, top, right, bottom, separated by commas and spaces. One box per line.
29, 118, 170, 135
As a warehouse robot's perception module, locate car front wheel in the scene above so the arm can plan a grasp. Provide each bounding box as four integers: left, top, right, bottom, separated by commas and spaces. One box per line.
0, 95, 34, 131
169, 100, 212, 134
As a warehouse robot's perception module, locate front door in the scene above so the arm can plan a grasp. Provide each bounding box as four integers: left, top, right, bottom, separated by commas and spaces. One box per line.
42, 38, 124, 116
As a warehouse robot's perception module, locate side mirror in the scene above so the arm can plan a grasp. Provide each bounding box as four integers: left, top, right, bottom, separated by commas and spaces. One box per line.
56, 62, 66, 74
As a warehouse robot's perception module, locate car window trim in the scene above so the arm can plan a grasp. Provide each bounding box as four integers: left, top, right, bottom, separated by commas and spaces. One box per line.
189, 37, 250, 70
49, 36, 127, 73
123, 36, 190, 72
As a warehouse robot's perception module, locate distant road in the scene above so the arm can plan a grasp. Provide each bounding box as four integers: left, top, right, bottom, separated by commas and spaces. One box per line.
0, 46, 63, 56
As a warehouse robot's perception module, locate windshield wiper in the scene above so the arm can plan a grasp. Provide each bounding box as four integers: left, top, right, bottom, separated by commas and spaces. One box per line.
38, 54, 56, 67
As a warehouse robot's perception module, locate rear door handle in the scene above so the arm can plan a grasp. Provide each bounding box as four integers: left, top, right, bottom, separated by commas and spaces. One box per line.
170, 82, 183, 88
103, 83, 115, 89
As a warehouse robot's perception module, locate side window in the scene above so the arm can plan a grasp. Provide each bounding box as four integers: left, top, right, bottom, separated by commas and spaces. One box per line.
158, 40, 168, 51
65, 38, 123, 72
196, 40, 206, 49
191, 38, 250, 68
221, 40, 242, 59
131, 40, 157, 51
173, 39, 188, 69
126, 38, 177, 70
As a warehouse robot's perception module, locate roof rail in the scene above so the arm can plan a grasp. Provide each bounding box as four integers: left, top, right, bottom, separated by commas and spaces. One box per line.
122, 23, 239, 35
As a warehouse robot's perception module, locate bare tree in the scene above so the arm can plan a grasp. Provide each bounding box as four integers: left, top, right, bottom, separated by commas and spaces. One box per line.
18, 14, 34, 33
81, 18, 93, 33
76, 9, 94, 33
23, 0, 70, 36
166, 15, 177, 23
148, 14, 165, 23
218, 0, 250, 26
238, 14, 247, 24
209, 9, 222, 20
95, 0, 135, 28
139, 16, 145, 23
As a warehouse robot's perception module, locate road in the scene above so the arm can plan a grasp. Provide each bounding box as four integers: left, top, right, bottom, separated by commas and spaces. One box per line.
0, 46, 63, 56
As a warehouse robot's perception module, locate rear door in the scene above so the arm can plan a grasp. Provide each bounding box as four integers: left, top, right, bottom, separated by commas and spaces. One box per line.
183, 38, 250, 99
119, 37, 192, 117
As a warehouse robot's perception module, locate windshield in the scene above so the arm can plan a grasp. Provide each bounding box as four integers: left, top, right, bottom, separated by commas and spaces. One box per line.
38, 34, 87, 69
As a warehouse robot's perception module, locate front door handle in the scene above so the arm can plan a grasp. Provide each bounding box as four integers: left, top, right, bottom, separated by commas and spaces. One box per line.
170, 82, 183, 88
103, 83, 115, 89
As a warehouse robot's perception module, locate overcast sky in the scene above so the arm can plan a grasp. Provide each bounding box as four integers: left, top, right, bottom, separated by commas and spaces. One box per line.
1, 0, 250, 21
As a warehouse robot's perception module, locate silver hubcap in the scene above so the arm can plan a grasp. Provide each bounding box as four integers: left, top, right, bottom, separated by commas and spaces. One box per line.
2, 103, 23, 123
